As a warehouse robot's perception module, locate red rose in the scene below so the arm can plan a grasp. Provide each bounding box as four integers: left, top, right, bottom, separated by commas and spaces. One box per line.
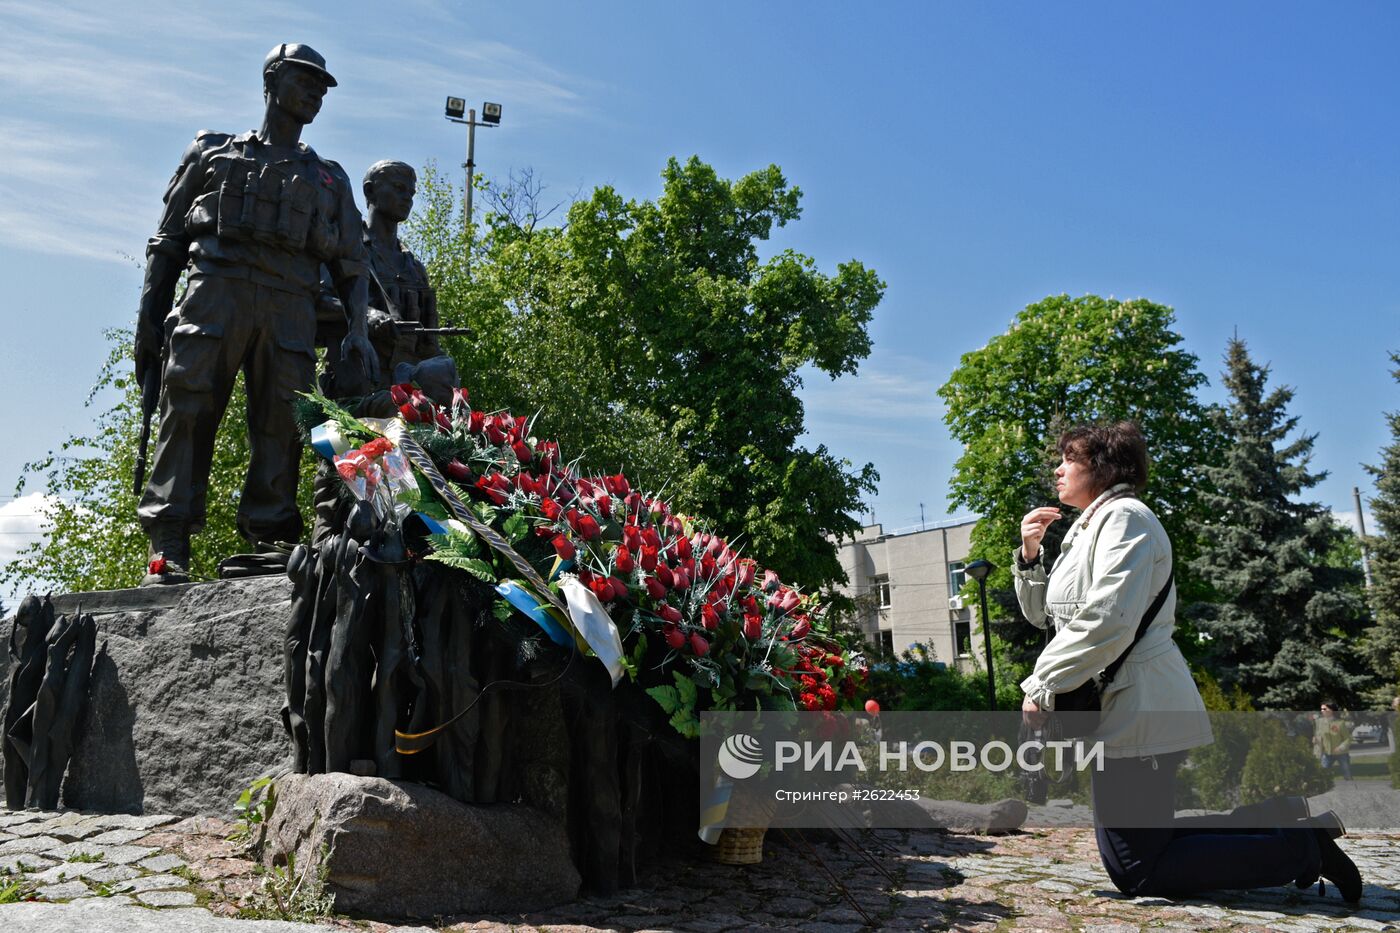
512, 440, 533, 463
690, 632, 709, 657
701, 603, 720, 630
609, 576, 630, 603
614, 545, 634, 574
658, 604, 682, 624
468, 410, 485, 434
576, 514, 601, 541
737, 559, 756, 588
625, 491, 644, 515
643, 576, 667, 600
593, 494, 611, 517
742, 614, 763, 640
474, 476, 506, 505
789, 618, 811, 640
435, 411, 452, 433
389, 384, 411, 406
825, 654, 844, 668
623, 524, 642, 549
398, 403, 421, 423
654, 563, 674, 589
589, 575, 613, 600
452, 386, 470, 409
445, 459, 472, 483
640, 545, 659, 572
674, 535, 693, 560
642, 527, 662, 550
552, 535, 576, 561
699, 554, 717, 580
485, 419, 507, 445
865, 699, 881, 714
671, 568, 690, 591
762, 569, 781, 592
663, 623, 686, 650
565, 508, 581, 533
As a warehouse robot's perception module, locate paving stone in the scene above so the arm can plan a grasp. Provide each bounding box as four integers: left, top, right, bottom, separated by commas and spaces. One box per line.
137, 852, 187, 873
114, 873, 190, 894
0, 852, 57, 873
89, 828, 151, 845
135, 889, 199, 907
35, 879, 94, 900
51, 841, 159, 864
0, 834, 63, 855
79, 862, 143, 883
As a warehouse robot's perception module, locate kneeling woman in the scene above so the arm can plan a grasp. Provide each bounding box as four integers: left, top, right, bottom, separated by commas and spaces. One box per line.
1013, 421, 1361, 903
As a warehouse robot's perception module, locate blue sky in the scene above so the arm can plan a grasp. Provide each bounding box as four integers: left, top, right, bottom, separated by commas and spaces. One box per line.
1, 0, 1397, 565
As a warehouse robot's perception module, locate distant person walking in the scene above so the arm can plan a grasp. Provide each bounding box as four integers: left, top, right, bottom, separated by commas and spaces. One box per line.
1314, 702, 1354, 780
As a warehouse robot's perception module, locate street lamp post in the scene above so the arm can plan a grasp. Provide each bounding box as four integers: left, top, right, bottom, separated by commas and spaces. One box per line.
444, 97, 502, 261
964, 559, 996, 710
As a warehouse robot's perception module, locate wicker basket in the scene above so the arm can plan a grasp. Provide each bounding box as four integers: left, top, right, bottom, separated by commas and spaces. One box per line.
712, 825, 767, 864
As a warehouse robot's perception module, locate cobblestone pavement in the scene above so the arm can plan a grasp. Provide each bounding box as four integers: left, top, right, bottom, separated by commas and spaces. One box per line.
1, 807, 1396, 931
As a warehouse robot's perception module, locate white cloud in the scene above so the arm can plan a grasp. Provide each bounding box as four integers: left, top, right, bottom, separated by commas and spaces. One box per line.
0, 492, 53, 576
799, 351, 948, 448
1332, 510, 1377, 536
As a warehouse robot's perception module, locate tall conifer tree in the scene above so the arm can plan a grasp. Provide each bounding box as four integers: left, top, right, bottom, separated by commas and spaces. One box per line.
1190, 337, 1372, 708
1362, 354, 1400, 696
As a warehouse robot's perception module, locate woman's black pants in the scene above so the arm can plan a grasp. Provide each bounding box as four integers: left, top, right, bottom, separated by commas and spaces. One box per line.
1092, 751, 1321, 896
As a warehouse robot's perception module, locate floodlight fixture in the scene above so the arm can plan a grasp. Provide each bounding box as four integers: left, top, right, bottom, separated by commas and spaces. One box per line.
445, 96, 466, 119
482, 101, 502, 124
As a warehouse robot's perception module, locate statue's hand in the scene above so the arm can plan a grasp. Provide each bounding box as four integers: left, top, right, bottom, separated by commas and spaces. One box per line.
340, 332, 381, 386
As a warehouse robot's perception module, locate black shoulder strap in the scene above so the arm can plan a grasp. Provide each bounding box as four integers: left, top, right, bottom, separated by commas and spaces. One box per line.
1099, 568, 1174, 688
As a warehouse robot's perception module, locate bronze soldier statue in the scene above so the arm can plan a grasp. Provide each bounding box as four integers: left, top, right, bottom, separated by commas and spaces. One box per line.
134, 43, 378, 585
309, 160, 462, 545
362, 160, 442, 377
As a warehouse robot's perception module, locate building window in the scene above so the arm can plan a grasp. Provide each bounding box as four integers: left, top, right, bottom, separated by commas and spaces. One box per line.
870, 574, 891, 608
954, 619, 972, 658
880, 630, 895, 658
948, 561, 967, 595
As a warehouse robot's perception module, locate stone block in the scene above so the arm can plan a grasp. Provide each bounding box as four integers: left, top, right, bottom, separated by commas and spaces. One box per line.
1, 577, 293, 816
264, 772, 580, 919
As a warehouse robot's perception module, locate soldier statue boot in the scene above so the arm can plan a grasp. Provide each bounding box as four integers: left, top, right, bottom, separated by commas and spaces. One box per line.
142, 525, 191, 586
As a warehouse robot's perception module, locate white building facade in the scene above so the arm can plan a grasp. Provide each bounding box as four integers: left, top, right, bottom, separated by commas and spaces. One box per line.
834, 517, 982, 670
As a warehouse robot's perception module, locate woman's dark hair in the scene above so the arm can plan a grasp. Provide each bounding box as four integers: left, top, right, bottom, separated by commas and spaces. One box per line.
1057, 421, 1149, 494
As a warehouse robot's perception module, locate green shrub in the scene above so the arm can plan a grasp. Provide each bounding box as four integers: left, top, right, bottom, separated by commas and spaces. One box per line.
1240, 719, 1333, 804
868, 642, 1020, 711
1389, 746, 1400, 789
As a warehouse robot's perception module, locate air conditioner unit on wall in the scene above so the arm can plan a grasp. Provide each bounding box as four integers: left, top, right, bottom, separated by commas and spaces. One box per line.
948, 596, 965, 611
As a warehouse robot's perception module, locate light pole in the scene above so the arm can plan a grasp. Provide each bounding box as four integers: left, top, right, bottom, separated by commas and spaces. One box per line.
964, 559, 996, 710
444, 97, 502, 256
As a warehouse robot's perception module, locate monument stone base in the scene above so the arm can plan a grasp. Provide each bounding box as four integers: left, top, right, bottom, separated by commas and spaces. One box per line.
1, 577, 293, 816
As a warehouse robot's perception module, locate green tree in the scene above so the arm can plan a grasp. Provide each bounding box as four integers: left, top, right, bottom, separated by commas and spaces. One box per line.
937, 294, 1222, 677
412, 157, 884, 588
1189, 337, 1373, 708
1361, 354, 1400, 698
2, 330, 296, 593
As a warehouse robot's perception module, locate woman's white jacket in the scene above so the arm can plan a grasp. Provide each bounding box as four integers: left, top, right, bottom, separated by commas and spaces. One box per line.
1013, 491, 1213, 758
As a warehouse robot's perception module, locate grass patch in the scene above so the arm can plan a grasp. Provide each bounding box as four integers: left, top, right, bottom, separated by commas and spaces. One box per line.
66, 851, 103, 864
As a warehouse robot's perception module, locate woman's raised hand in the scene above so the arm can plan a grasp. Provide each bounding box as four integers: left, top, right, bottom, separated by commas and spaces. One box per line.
1020, 507, 1062, 562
